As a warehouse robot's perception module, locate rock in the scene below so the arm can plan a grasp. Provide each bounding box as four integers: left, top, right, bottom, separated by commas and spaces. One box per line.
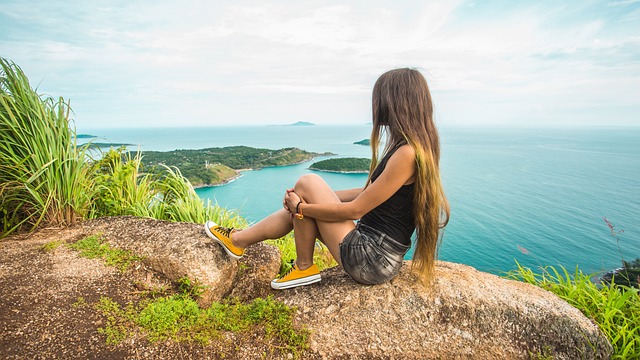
41, 216, 610, 358
275, 262, 612, 359
228, 242, 282, 302
79, 216, 239, 307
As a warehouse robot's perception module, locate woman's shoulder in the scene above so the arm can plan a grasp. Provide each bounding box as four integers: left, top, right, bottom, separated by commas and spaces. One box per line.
383, 144, 416, 172
391, 144, 416, 160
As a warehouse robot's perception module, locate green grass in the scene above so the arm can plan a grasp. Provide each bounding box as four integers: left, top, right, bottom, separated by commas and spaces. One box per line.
1, 58, 245, 238
1, 57, 92, 236
505, 262, 640, 359
68, 234, 143, 272
40, 240, 64, 252
93, 276, 309, 353
95, 292, 308, 355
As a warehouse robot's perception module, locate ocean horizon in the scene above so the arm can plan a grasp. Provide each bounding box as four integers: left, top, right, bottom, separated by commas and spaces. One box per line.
78, 124, 640, 275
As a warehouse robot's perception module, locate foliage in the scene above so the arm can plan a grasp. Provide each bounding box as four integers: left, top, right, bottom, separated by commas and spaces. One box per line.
0, 57, 92, 237
87, 146, 246, 227
601, 217, 639, 288
88, 148, 155, 218
0, 58, 254, 238
505, 262, 640, 359
95, 296, 137, 345
601, 258, 640, 289
138, 146, 320, 186
177, 276, 207, 300
310, 157, 371, 172
40, 240, 64, 252
95, 294, 308, 354
68, 234, 143, 272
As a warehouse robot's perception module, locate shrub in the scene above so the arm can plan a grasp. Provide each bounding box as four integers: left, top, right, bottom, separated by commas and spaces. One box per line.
505, 263, 640, 359
0, 58, 91, 236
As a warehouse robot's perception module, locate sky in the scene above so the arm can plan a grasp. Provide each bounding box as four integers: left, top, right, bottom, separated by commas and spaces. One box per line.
1, 0, 639, 128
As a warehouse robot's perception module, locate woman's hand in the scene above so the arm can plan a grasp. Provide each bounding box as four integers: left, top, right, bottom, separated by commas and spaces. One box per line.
283, 189, 302, 214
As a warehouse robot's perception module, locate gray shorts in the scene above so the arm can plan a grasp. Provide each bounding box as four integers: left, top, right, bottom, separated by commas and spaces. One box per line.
339, 223, 410, 285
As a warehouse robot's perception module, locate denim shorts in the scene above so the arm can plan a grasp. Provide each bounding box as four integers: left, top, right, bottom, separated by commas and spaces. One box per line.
339, 223, 410, 285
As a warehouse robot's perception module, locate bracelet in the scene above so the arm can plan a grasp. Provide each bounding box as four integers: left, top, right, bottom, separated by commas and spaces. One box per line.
295, 201, 304, 220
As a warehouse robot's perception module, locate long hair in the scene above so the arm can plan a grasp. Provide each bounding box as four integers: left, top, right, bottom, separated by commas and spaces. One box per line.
368, 68, 450, 285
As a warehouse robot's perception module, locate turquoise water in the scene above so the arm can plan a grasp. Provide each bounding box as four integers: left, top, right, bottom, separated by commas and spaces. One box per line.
80, 125, 640, 275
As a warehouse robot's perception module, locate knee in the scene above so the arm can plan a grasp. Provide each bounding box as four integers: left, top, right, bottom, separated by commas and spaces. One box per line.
294, 174, 323, 194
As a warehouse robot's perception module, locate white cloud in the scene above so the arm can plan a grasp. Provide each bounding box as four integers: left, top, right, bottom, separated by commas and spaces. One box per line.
1, 0, 639, 127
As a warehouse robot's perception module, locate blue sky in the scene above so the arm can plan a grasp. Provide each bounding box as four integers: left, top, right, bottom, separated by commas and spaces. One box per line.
1, 0, 639, 128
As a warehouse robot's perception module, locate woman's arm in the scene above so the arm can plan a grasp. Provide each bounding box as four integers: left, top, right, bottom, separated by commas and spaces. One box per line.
292, 145, 416, 222
335, 188, 363, 202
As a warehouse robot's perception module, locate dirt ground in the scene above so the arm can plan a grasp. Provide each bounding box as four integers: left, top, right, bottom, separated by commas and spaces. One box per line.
0, 226, 308, 360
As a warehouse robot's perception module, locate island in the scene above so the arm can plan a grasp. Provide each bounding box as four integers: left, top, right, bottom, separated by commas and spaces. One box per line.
309, 157, 371, 173
138, 146, 329, 187
354, 139, 370, 146
88, 142, 135, 149
286, 121, 315, 126
76, 134, 98, 139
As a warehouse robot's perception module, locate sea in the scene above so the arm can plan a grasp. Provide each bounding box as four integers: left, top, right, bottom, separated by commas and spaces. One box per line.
79, 125, 640, 276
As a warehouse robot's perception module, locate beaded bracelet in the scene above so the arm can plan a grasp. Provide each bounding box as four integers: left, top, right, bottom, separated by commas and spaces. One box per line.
295, 201, 304, 220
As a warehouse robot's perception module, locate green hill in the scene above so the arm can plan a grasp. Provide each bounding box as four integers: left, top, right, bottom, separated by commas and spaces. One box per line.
138, 146, 321, 186
309, 157, 371, 173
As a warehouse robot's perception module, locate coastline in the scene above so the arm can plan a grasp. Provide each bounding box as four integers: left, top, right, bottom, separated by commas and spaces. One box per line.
193, 169, 251, 189
309, 168, 368, 174
146, 147, 332, 190
193, 154, 327, 189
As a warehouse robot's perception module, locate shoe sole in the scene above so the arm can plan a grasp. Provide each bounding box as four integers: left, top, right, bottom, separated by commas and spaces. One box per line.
271, 274, 321, 290
204, 221, 243, 260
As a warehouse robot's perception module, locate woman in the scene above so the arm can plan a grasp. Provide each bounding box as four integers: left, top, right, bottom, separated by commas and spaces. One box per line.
205, 68, 450, 289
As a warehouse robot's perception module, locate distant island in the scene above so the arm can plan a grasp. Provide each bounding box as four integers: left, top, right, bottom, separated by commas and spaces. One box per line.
89, 142, 135, 148
74, 134, 134, 149
286, 121, 315, 126
310, 157, 371, 173
76, 134, 97, 139
354, 139, 370, 146
138, 146, 330, 187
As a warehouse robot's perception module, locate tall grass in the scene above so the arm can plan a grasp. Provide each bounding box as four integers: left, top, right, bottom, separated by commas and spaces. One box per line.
0, 58, 91, 235
88, 147, 246, 228
0, 58, 243, 238
505, 262, 640, 359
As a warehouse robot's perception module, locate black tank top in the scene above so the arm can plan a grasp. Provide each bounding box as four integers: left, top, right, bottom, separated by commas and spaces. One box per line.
360, 145, 415, 246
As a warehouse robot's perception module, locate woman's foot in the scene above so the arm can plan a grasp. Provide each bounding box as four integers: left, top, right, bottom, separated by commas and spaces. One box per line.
271, 262, 321, 290
204, 220, 244, 259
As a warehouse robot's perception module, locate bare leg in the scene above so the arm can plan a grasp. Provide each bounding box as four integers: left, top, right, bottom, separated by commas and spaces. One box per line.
232, 208, 293, 248
291, 174, 356, 269
228, 174, 354, 269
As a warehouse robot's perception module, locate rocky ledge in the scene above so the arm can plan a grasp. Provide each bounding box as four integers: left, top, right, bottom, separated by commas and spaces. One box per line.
0, 216, 611, 359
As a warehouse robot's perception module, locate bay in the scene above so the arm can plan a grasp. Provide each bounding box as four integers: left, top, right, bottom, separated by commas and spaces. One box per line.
80, 125, 640, 275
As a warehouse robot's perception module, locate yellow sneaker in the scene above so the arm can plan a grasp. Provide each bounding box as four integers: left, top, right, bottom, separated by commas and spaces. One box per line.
204, 220, 244, 259
271, 263, 321, 290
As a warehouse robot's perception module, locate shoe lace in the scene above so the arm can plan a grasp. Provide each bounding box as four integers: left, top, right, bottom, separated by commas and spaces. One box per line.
216, 226, 234, 237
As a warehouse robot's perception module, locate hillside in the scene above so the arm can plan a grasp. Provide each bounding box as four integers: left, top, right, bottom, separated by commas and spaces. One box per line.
139, 146, 324, 186
309, 157, 371, 173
